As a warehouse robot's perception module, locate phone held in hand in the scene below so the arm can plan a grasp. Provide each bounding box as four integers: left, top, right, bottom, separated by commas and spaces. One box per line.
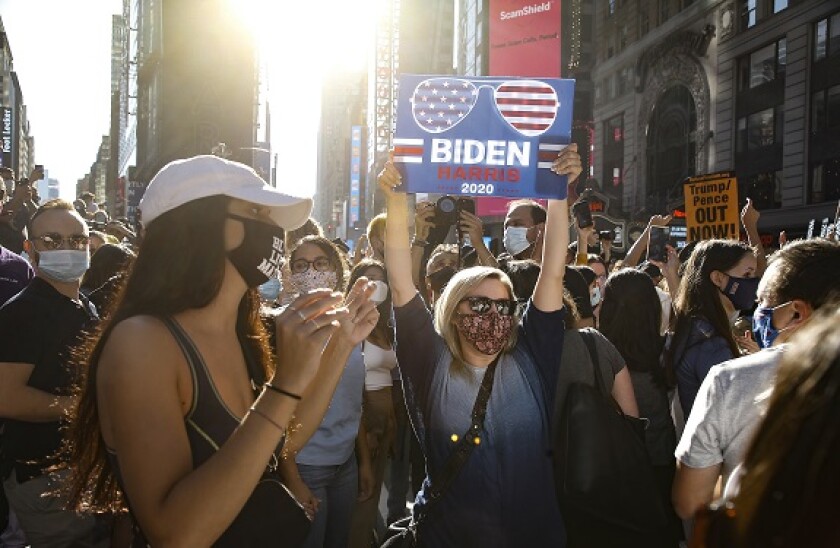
572, 200, 594, 229
647, 226, 671, 263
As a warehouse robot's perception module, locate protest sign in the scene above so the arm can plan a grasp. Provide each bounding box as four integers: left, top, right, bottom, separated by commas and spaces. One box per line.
684, 172, 739, 241
393, 74, 575, 201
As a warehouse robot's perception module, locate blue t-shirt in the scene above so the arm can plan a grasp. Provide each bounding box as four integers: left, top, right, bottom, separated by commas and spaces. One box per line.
394, 293, 567, 548
296, 344, 365, 466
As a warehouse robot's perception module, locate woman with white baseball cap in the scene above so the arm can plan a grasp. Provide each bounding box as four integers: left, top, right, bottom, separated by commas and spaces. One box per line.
63, 155, 380, 546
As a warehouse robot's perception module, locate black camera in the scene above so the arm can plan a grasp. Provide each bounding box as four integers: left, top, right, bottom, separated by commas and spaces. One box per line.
433, 195, 475, 227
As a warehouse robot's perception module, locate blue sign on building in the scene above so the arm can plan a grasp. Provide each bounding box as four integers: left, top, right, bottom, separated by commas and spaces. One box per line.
394, 75, 575, 200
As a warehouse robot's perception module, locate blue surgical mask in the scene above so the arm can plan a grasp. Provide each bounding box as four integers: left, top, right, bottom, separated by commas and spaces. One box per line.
37, 250, 90, 282
752, 302, 792, 349
258, 276, 282, 303
503, 227, 530, 256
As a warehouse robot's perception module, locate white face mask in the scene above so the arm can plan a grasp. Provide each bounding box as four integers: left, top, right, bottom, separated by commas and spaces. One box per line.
369, 280, 389, 304
590, 286, 602, 307
504, 227, 530, 256
37, 250, 90, 283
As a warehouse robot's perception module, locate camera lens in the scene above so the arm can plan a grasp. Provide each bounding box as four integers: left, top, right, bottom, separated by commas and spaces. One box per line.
437, 196, 456, 213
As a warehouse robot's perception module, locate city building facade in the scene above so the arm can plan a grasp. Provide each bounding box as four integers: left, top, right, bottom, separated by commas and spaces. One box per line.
132, 0, 261, 186
592, 0, 839, 238
0, 19, 35, 186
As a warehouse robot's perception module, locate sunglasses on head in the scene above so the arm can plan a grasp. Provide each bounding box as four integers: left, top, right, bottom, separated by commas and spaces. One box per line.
459, 296, 518, 317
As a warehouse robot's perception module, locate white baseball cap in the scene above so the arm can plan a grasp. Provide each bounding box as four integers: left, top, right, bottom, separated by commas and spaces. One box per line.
139, 155, 312, 229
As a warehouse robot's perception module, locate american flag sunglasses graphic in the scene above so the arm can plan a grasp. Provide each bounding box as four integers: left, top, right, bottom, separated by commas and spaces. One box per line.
408, 77, 560, 137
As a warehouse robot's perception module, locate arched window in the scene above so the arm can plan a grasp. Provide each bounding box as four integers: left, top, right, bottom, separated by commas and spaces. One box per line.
646, 86, 697, 211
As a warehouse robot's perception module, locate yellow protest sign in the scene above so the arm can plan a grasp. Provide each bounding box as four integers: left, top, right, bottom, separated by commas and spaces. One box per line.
684, 172, 739, 241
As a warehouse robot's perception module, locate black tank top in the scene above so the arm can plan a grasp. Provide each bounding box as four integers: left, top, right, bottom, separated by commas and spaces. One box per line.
107, 317, 307, 547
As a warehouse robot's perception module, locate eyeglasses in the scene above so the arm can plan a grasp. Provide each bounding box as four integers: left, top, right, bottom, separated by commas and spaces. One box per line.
291, 257, 333, 274
31, 233, 90, 251
459, 296, 518, 317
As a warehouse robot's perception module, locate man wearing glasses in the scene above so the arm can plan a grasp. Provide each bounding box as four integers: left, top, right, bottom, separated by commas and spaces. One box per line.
0, 199, 102, 546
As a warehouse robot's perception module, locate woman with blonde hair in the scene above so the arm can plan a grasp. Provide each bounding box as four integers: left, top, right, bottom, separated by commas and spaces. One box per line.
379, 145, 581, 547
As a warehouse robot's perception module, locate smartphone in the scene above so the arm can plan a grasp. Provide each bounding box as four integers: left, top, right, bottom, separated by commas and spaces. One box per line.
599, 230, 615, 241
572, 200, 594, 229
647, 226, 670, 263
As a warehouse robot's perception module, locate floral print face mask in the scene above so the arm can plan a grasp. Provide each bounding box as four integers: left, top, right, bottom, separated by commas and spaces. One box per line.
455, 312, 514, 355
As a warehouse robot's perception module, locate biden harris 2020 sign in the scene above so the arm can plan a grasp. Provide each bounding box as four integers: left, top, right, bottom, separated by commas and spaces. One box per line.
393, 74, 575, 200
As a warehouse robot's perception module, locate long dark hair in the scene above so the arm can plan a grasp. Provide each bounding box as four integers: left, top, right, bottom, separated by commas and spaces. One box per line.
348, 259, 393, 346
599, 269, 665, 382
80, 243, 136, 294
665, 239, 752, 383
733, 305, 840, 547
64, 195, 274, 512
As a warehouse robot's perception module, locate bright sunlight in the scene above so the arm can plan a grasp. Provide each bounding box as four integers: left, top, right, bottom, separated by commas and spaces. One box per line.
223, 0, 385, 196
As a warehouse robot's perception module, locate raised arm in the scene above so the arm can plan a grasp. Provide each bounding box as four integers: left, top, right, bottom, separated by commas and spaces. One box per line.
575, 224, 595, 266
532, 144, 580, 312
380, 158, 419, 307
741, 198, 766, 276
624, 214, 672, 268
98, 291, 345, 546
284, 279, 379, 454
411, 201, 435, 289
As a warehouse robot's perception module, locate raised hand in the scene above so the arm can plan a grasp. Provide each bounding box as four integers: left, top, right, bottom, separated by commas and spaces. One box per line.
337, 277, 380, 347
271, 290, 347, 395
551, 143, 582, 183
415, 201, 435, 242
741, 198, 760, 229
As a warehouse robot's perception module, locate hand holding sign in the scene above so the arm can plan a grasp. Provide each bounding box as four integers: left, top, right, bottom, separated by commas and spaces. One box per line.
551, 143, 582, 184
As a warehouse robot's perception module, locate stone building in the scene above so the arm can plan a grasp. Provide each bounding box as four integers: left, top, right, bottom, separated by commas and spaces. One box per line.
593, 0, 839, 236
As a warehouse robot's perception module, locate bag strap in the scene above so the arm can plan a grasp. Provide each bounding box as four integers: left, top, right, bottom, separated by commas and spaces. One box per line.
580, 330, 634, 420
580, 330, 608, 397
420, 353, 502, 517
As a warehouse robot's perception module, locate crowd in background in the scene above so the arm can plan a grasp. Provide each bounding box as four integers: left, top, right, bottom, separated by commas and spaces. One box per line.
0, 153, 838, 548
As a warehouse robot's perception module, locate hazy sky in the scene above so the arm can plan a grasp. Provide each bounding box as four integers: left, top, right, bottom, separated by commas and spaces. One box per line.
0, 0, 376, 200
0, 0, 121, 199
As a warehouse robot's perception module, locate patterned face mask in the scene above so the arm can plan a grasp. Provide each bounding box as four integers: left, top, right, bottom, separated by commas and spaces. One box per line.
455, 312, 514, 355
290, 269, 338, 294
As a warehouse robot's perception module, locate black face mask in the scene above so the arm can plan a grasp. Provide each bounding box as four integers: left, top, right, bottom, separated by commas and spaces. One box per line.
721, 274, 760, 311
227, 214, 285, 288
427, 265, 456, 293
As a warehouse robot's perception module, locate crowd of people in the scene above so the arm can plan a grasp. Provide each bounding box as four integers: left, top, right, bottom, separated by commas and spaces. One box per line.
0, 150, 837, 548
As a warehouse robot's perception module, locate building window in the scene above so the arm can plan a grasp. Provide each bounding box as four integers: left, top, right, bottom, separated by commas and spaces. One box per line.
739, 38, 786, 90
742, 171, 782, 209
741, 0, 787, 30
603, 114, 625, 192
737, 108, 779, 152
660, 0, 670, 24
815, 12, 840, 62
810, 160, 840, 203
